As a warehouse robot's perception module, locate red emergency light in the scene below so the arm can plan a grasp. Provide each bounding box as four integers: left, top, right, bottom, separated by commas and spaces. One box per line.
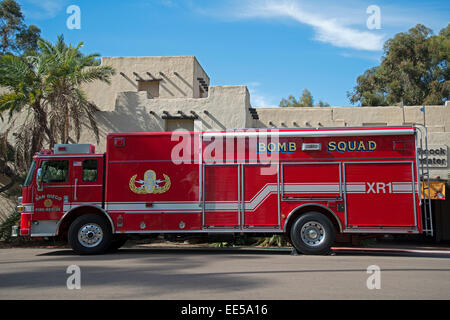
114, 137, 126, 147
393, 141, 406, 150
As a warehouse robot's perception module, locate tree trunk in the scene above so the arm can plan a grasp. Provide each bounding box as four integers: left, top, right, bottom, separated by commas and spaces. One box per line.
31, 102, 54, 148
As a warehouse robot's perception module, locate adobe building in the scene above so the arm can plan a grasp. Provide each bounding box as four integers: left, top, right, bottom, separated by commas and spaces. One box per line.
1, 56, 449, 240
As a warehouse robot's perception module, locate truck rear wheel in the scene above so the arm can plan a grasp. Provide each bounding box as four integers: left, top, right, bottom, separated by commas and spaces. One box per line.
290, 212, 335, 255
68, 214, 113, 255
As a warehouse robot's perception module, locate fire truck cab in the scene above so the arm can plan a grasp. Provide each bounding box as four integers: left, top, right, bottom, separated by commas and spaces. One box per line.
15, 126, 433, 255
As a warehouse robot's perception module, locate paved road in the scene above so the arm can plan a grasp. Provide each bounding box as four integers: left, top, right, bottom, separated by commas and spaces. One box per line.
0, 247, 449, 299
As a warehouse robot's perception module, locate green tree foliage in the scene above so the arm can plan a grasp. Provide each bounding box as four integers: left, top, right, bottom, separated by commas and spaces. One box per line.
0, 0, 41, 56
316, 100, 330, 107
0, 35, 115, 171
280, 88, 329, 107
348, 24, 450, 106
299, 88, 313, 107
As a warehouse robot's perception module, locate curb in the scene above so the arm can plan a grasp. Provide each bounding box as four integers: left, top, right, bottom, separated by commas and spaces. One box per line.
0, 245, 69, 249
1, 245, 449, 255
332, 247, 450, 255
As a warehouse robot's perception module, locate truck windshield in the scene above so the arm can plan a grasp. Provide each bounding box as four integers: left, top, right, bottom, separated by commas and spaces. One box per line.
23, 161, 36, 187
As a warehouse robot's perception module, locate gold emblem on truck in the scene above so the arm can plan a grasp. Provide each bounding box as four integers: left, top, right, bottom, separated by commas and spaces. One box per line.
129, 170, 171, 194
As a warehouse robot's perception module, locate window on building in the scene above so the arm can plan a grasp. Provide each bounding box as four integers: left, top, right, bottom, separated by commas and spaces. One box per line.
165, 119, 195, 132
137, 80, 160, 98
82, 159, 98, 182
40, 160, 69, 183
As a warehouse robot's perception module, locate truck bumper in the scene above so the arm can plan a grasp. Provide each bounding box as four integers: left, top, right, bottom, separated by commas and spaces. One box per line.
11, 226, 19, 237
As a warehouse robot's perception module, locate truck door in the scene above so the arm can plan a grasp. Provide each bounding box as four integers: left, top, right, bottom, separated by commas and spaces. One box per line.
203, 164, 240, 229
70, 157, 103, 207
32, 159, 72, 234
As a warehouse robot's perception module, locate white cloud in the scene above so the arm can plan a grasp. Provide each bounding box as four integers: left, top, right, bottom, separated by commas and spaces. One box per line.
234, 0, 385, 51
247, 82, 278, 108
23, 0, 68, 19
196, 0, 386, 51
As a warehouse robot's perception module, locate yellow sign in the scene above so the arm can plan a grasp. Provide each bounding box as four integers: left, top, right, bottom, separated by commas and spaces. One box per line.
257, 142, 296, 153
327, 140, 376, 152
421, 181, 446, 200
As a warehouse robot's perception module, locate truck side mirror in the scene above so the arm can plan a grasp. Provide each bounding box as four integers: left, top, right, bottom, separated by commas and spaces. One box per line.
36, 168, 43, 191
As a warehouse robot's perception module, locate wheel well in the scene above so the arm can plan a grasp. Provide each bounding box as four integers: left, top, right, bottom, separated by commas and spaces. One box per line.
57, 206, 113, 239
284, 205, 342, 241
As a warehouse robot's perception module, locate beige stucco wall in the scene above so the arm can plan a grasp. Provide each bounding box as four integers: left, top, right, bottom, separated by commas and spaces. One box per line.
193, 57, 210, 98
0, 195, 15, 223
82, 56, 210, 112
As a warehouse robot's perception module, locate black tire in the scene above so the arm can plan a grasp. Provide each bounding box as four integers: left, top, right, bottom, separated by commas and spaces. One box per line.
68, 214, 113, 255
289, 212, 335, 255
107, 235, 128, 252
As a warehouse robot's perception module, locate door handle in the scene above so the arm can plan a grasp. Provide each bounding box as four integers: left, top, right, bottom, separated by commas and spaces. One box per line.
74, 178, 78, 201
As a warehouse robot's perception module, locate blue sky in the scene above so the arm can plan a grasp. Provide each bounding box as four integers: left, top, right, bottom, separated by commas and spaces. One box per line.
19, 0, 449, 107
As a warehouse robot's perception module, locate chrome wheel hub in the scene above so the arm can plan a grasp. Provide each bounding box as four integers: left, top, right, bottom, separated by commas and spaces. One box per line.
78, 223, 103, 248
301, 221, 326, 247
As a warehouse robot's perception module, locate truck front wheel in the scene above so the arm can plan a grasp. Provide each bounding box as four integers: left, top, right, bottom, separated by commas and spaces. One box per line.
68, 214, 113, 255
290, 212, 335, 255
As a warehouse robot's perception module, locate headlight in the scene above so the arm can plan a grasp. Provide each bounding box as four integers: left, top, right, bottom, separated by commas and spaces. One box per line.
16, 206, 25, 213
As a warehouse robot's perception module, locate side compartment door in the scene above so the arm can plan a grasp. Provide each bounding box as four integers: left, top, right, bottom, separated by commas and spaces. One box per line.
281, 162, 342, 200
344, 162, 418, 228
203, 165, 240, 229
242, 164, 279, 229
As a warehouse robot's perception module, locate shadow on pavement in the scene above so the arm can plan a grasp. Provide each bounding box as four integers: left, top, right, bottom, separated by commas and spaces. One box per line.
34, 246, 450, 259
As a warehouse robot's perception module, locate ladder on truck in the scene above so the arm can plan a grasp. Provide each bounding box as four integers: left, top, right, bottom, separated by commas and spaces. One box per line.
415, 124, 433, 236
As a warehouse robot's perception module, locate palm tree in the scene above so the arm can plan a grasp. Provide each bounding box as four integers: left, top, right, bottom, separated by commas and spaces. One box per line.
0, 52, 51, 169
0, 35, 115, 170
40, 36, 115, 144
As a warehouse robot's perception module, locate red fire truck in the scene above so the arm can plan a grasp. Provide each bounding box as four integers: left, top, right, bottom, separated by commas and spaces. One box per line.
14, 126, 433, 255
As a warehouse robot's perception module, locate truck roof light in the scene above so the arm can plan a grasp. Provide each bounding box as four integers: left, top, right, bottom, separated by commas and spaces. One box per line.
393, 141, 405, 151
114, 137, 126, 147
54, 144, 95, 154
39, 149, 53, 155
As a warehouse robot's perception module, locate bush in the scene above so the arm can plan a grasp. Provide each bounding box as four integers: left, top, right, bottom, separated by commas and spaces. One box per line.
256, 235, 290, 247
0, 210, 20, 243
212, 235, 291, 248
